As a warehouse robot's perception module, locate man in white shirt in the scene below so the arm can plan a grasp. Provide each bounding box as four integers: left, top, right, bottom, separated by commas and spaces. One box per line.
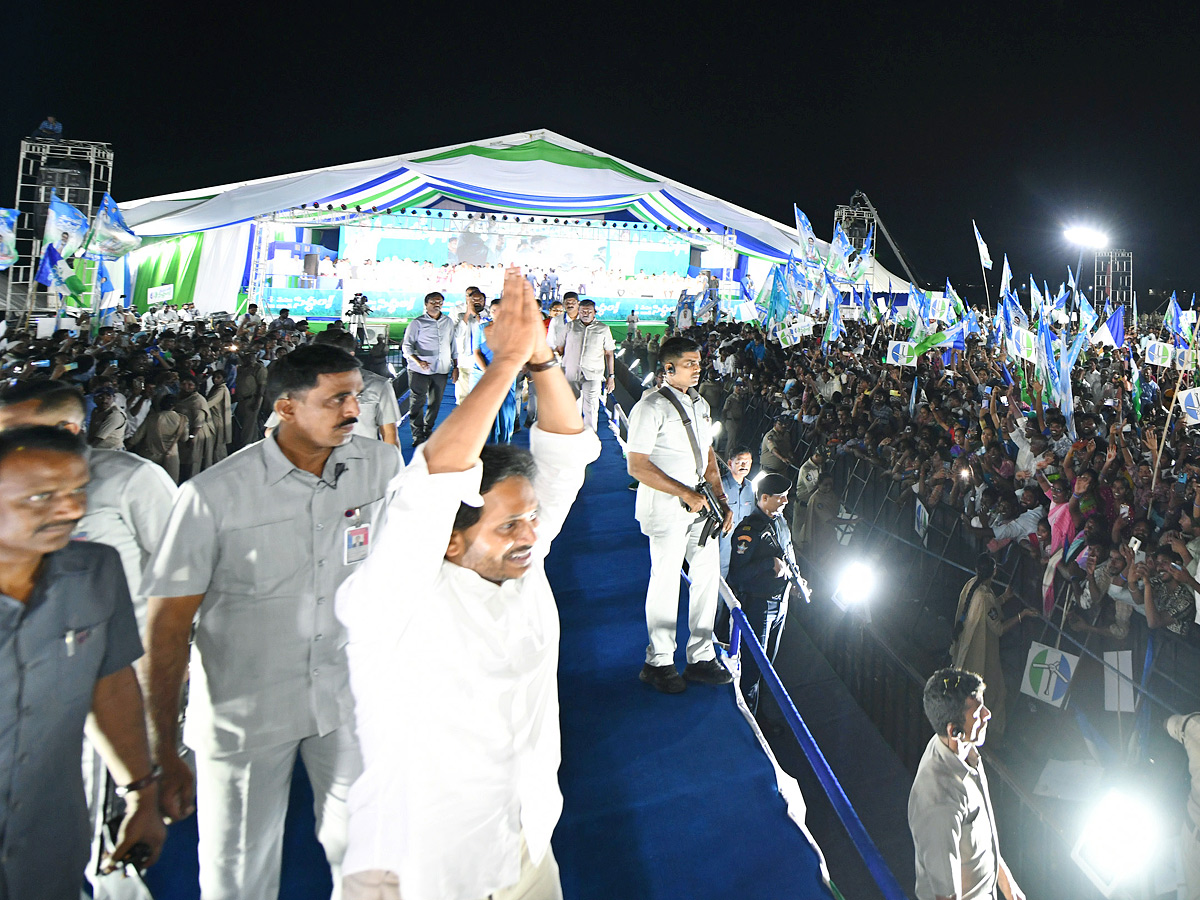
908, 669, 1024, 900
238, 303, 263, 332
402, 292, 458, 445
545, 291, 580, 353
557, 299, 615, 431
453, 288, 487, 400
337, 267, 599, 900
626, 336, 733, 693
626, 309, 639, 338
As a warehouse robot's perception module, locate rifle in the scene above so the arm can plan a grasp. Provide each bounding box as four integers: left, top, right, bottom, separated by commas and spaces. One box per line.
681, 479, 726, 547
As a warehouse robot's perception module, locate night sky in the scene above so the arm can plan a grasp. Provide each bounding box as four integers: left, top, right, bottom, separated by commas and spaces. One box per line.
8, 3, 1198, 310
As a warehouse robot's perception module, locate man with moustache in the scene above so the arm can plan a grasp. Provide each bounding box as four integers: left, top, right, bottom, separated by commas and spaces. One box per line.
140, 344, 403, 899
453, 288, 488, 400
0, 426, 166, 898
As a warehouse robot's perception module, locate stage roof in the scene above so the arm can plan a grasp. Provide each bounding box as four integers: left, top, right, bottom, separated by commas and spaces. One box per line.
122, 129, 909, 285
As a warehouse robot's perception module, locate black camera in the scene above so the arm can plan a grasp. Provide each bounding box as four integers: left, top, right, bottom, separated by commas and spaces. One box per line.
346, 293, 371, 317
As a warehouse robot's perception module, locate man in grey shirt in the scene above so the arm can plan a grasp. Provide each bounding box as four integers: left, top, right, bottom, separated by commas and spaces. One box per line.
402, 292, 457, 445
0, 381, 177, 897
0, 427, 166, 899
141, 345, 404, 899
908, 668, 1025, 900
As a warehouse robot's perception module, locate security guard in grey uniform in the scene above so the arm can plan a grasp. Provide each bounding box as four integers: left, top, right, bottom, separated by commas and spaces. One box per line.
727, 473, 797, 715
141, 345, 404, 900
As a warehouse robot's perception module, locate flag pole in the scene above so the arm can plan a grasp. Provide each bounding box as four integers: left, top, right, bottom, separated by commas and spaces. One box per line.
1150, 388, 1178, 493
980, 259, 993, 318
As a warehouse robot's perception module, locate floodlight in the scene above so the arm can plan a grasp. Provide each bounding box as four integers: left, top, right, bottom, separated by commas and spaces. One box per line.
1071, 789, 1163, 897
641, 372, 655, 386
614, 348, 625, 359
712, 421, 723, 436
834, 561, 875, 606
1064, 227, 1108, 249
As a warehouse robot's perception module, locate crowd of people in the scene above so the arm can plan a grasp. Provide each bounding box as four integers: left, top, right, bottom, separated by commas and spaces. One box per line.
9, 260, 1200, 899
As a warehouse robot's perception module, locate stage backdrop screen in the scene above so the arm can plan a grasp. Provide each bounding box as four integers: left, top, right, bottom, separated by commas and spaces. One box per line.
262, 216, 714, 321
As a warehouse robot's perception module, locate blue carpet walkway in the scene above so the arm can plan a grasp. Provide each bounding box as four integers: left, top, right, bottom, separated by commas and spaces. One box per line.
147, 392, 832, 899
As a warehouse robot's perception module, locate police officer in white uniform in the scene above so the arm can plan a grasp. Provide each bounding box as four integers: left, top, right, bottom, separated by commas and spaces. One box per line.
141, 344, 404, 900
626, 336, 733, 693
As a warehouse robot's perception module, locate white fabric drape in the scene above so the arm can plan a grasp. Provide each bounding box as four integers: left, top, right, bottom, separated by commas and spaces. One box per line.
192, 224, 251, 315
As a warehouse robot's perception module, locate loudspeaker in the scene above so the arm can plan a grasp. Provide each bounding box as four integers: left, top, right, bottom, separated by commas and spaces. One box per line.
303, 254, 320, 277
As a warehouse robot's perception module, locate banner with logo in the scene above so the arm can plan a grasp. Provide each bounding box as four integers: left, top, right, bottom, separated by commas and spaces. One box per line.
887, 340, 918, 367
1020, 641, 1080, 708
1146, 341, 1174, 367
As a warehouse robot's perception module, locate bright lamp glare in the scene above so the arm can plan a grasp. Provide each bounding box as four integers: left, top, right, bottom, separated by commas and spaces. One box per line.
641, 373, 654, 386
836, 561, 875, 604
614, 348, 625, 359
750, 472, 766, 491
1072, 789, 1162, 896
1064, 227, 1108, 249
712, 421, 723, 436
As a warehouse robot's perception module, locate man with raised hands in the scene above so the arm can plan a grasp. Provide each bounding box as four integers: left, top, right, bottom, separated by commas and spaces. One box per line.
337, 267, 600, 900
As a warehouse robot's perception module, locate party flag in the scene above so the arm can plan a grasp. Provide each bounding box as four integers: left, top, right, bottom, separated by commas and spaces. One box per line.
42, 191, 89, 259
973, 220, 992, 270
82, 193, 142, 259
0, 208, 17, 271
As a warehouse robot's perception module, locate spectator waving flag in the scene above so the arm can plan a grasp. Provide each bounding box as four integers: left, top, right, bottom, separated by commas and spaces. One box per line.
973, 220, 993, 270
1094, 312, 1128, 350
1131, 358, 1143, 421
82, 192, 141, 259
945, 279, 966, 318
1003, 289, 1028, 330
0, 208, 17, 271
42, 191, 89, 259
764, 264, 791, 329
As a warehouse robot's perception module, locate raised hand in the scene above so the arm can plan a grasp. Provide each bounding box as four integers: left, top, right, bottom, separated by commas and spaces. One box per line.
488, 267, 542, 366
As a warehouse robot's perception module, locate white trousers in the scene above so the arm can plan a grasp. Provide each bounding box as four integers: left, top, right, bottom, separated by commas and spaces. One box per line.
84, 740, 153, 900
193, 725, 362, 900
455, 367, 477, 401
343, 834, 562, 900
643, 516, 720, 667
573, 377, 602, 431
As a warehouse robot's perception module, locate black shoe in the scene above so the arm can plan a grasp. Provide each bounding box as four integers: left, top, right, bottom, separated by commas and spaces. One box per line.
639, 663, 686, 694
628, 481, 639, 491
683, 658, 732, 685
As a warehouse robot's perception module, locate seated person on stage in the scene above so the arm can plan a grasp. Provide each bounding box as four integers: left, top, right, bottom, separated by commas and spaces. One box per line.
336, 267, 600, 900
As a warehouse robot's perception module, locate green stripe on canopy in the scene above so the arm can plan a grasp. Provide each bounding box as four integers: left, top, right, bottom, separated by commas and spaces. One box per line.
416, 139, 655, 182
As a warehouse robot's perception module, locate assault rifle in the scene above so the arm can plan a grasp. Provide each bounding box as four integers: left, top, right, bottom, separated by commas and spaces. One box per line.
682, 480, 726, 547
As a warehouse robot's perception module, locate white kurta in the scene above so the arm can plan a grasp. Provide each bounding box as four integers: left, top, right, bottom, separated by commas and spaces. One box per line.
335, 426, 600, 900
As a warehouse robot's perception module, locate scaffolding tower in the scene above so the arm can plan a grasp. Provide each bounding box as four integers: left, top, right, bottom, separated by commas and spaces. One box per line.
4, 138, 113, 315
1094, 249, 1134, 330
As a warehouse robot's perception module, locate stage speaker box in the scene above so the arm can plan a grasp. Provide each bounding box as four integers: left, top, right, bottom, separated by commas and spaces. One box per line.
303, 254, 320, 277
690, 247, 703, 268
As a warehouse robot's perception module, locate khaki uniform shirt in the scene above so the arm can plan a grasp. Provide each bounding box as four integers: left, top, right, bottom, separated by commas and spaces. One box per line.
141, 433, 403, 754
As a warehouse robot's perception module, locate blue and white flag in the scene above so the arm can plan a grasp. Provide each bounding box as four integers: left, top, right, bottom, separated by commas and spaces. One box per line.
36, 243, 86, 300
764, 264, 790, 329
999, 254, 1012, 298
1030, 278, 1044, 316
1177, 388, 1200, 426
794, 205, 822, 266
1067, 264, 1077, 293
829, 222, 855, 280
822, 269, 845, 349
1093, 306, 1126, 348
1035, 316, 1060, 396
1058, 328, 1077, 439
1077, 291, 1099, 334
1003, 289, 1028, 331
1167, 292, 1190, 347
83, 193, 141, 259
973, 220, 992, 270
0, 208, 17, 271
42, 191, 89, 259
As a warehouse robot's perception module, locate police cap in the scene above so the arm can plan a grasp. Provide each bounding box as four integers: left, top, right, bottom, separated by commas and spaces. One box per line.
756, 473, 792, 498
